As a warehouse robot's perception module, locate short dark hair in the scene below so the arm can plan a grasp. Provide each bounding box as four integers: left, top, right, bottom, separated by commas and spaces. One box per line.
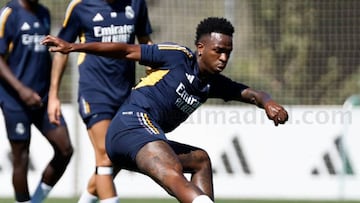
195, 17, 234, 44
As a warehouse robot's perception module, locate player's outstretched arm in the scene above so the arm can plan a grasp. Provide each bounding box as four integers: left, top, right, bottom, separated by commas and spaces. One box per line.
41, 35, 142, 61
241, 88, 288, 126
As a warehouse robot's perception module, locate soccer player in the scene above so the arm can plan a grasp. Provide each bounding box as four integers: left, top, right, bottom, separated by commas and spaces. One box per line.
42, 17, 289, 203
47, 0, 153, 203
0, 1, 73, 203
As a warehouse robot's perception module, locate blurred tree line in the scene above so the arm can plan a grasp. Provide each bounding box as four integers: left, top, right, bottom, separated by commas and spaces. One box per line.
238, 0, 360, 105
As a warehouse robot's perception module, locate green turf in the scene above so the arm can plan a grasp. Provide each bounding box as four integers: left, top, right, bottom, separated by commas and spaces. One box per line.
1, 198, 360, 203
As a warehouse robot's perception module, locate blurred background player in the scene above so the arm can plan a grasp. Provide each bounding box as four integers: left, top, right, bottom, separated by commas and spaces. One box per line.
0, 0, 74, 203
42, 17, 288, 203
47, 0, 152, 203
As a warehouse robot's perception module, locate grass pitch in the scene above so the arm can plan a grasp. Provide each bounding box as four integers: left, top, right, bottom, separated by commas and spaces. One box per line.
1, 198, 360, 203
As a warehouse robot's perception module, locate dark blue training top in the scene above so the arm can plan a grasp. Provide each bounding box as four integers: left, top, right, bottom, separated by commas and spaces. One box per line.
126, 43, 249, 133
59, 0, 152, 106
0, 0, 51, 110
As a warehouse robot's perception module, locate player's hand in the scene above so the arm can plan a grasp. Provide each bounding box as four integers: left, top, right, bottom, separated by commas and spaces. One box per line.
48, 96, 62, 126
18, 85, 43, 107
41, 35, 72, 54
264, 100, 288, 126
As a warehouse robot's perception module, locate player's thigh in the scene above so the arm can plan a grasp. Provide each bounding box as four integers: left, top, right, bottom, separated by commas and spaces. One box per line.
79, 102, 115, 150
34, 108, 72, 152
136, 140, 184, 177
87, 119, 111, 151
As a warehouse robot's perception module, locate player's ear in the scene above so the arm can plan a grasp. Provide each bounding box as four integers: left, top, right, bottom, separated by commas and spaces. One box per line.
196, 42, 204, 53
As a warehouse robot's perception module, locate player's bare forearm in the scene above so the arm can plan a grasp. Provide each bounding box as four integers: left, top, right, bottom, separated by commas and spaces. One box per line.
241, 88, 288, 126
49, 52, 68, 99
42, 35, 141, 61
240, 88, 271, 108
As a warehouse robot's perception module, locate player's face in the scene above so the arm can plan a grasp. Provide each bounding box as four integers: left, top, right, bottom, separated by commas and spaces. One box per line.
197, 32, 233, 75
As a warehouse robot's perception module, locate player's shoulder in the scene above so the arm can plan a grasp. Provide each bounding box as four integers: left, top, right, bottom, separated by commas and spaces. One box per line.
157, 42, 194, 59
37, 3, 50, 13
0, 6, 12, 33
65, 0, 105, 16
68, 0, 102, 7
0, 6, 12, 19
0, 0, 16, 15
65, 0, 85, 13
0, 1, 20, 25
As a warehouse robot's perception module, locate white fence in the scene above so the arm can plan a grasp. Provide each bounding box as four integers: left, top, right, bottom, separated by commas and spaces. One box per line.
1, 105, 359, 200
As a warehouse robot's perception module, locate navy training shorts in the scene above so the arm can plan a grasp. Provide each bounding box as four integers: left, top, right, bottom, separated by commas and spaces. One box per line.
105, 104, 167, 170
78, 96, 119, 129
1, 104, 67, 141
105, 104, 204, 171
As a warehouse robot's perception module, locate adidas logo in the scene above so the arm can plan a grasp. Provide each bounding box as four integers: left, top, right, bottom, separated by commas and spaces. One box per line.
20, 22, 31, 31
185, 73, 195, 83
312, 136, 354, 176
92, 13, 104, 22
214, 136, 251, 175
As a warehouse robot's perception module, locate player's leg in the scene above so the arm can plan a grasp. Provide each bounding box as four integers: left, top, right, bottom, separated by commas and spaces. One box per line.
78, 174, 98, 203
77, 99, 119, 203
78, 165, 121, 203
168, 141, 214, 200
32, 110, 73, 203
136, 140, 213, 203
105, 105, 213, 203
9, 140, 31, 203
2, 109, 32, 203
87, 119, 118, 202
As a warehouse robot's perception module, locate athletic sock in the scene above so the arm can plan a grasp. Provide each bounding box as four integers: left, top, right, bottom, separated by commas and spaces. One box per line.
31, 182, 52, 203
77, 190, 98, 203
192, 195, 214, 203
99, 196, 119, 203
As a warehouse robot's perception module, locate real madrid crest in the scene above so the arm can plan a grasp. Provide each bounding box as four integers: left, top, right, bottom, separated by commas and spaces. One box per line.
125, 6, 135, 19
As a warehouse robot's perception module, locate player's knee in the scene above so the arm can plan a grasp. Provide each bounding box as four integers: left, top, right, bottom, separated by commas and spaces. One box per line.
52, 146, 73, 169
194, 149, 212, 169
59, 145, 74, 162
51, 152, 73, 170
12, 149, 30, 164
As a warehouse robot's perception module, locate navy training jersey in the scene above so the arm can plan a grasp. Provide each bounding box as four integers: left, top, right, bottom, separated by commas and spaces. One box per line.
127, 43, 249, 133
59, 0, 152, 105
0, 0, 51, 110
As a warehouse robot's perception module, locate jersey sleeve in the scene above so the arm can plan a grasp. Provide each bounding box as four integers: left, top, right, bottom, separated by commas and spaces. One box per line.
57, 1, 81, 42
139, 43, 194, 69
0, 7, 13, 55
134, 0, 152, 37
208, 74, 249, 101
